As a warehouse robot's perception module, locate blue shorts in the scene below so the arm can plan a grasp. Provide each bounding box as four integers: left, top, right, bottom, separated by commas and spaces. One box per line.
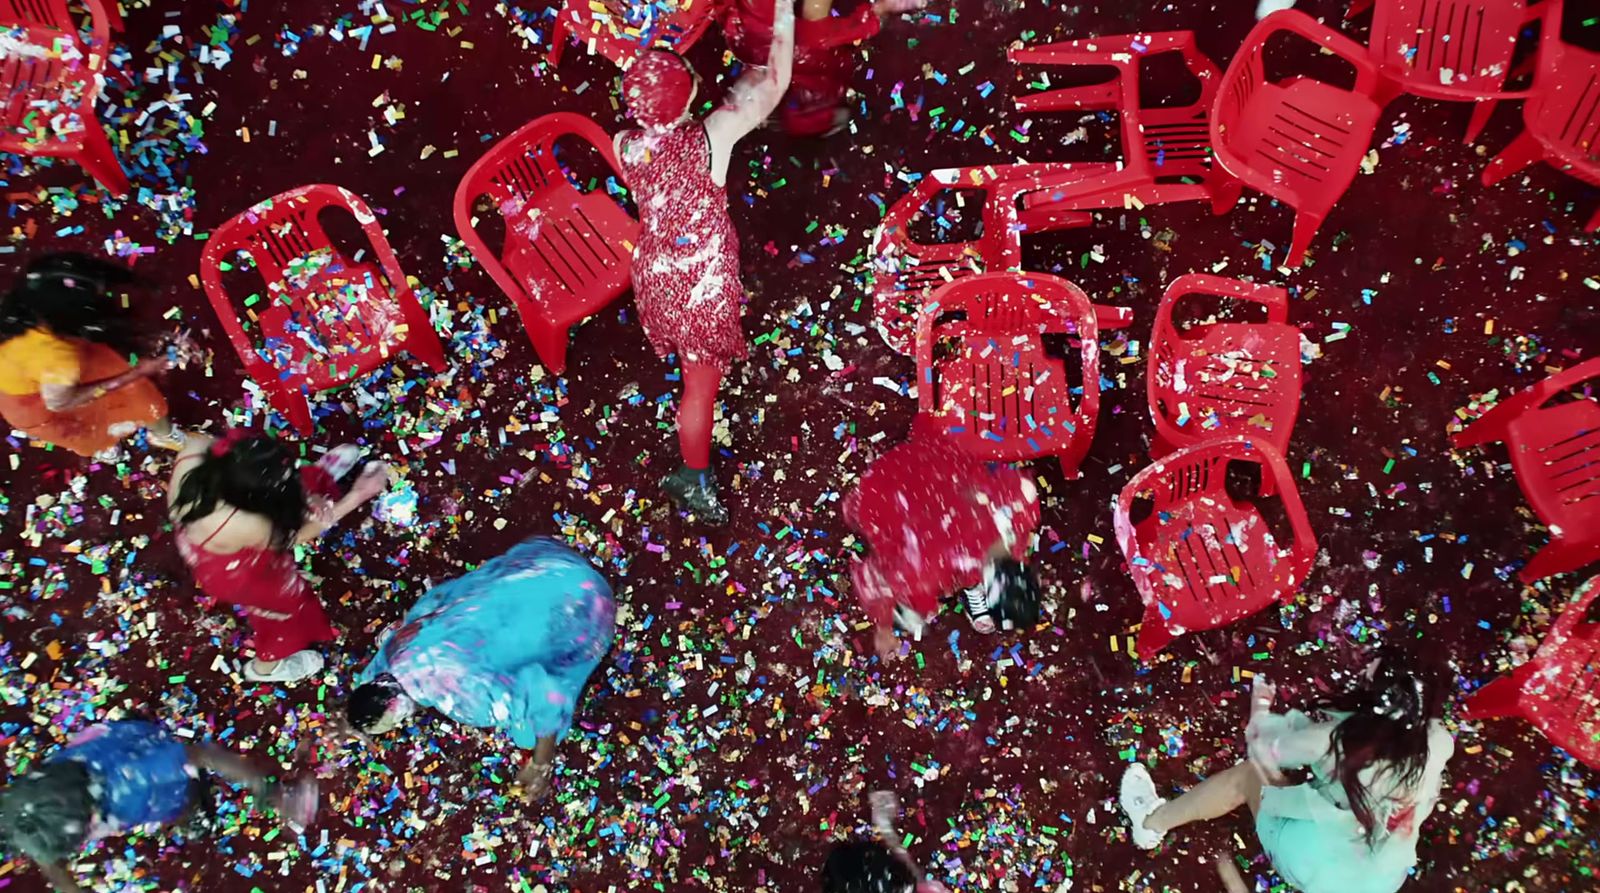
52, 721, 195, 829
1256, 810, 1414, 893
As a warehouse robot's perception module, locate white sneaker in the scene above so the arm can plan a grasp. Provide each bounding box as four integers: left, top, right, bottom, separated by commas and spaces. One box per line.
244, 650, 324, 683
1120, 763, 1168, 850
1256, 0, 1297, 18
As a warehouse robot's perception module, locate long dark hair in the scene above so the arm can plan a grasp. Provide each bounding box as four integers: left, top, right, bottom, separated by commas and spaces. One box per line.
171, 434, 307, 551
0, 252, 149, 355
820, 840, 916, 893
1312, 650, 1446, 844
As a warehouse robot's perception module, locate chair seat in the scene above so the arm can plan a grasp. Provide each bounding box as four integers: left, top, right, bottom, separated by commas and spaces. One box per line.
1227, 78, 1381, 211
934, 335, 1078, 456
1153, 321, 1301, 446
256, 256, 407, 391
1134, 499, 1285, 635
1507, 400, 1600, 533
1373, 0, 1524, 99
501, 189, 635, 326
0, 37, 93, 152
1521, 635, 1600, 766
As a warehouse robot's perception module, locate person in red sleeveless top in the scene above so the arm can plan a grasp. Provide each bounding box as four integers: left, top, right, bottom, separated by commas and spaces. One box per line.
614, 0, 795, 525
165, 430, 390, 684
722, 0, 927, 137
845, 417, 1042, 658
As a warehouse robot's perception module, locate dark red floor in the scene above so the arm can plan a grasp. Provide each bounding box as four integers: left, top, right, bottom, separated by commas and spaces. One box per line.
2, 0, 1598, 891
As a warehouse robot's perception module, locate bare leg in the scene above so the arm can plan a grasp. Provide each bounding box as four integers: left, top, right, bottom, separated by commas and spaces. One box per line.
1217, 857, 1250, 893
801, 0, 834, 20
187, 744, 272, 797
1144, 762, 1263, 835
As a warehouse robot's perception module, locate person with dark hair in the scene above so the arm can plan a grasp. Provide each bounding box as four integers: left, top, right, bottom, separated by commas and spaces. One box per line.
612, 0, 795, 525
845, 417, 1043, 659
344, 538, 616, 803
0, 252, 190, 457
722, 0, 926, 138
820, 792, 949, 893
1119, 654, 1455, 893
165, 429, 390, 684
0, 719, 316, 893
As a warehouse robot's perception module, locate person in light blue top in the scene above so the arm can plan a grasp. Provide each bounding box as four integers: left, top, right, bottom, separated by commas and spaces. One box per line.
344, 537, 617, 802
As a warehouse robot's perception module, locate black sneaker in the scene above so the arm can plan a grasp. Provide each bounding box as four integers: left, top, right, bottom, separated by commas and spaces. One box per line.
661, 466, 730, 525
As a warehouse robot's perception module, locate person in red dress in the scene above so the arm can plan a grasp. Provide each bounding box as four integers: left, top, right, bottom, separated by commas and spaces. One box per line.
615, 0, 795, 525
721, 0, 926, 137
845, 417, 1043, 657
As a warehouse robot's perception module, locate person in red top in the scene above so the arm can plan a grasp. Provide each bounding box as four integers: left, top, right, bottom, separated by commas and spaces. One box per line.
615, 0, 795, 524
722, 0, 926, 137
844, 417, 1042, 658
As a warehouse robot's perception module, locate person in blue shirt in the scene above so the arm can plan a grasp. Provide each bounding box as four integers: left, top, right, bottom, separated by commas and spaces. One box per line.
0, 720, 316, 893
344, 538, 617, 801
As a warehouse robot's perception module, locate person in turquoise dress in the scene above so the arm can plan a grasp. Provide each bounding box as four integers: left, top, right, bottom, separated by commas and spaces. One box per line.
344, 537, 617, 801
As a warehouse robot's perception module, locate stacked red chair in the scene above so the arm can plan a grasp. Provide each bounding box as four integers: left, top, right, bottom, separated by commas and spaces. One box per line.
1452, 358, 1600, 582
1482, 13, 1600, 233
1211, 9, 1386, 267
1114, 436, 1318, 659
0, 0, 128, 195
454, 112, 639, 374
913, 271, 1109, 478
1463, 574, 1600, 768
1147, 274, 1302, 459
871, 162, 1122, 354
1354, 0, 1543, 144
549, 0, 721, 68
200, 185, 449, 435
1008, 30, 1243, 220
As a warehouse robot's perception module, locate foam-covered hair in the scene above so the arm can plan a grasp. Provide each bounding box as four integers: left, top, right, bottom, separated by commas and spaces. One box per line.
623, 50, 696, 128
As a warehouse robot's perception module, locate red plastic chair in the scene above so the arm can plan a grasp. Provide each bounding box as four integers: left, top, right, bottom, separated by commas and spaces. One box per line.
549, 0, 720, 68
1452, 358, 1600, 582
1463, 574, 1600, 768
1212, 9, 1386, 267
1008, 30, 1244, 219
0, 0, 128, 195
1113, 436, 1318, 659
454, 112, 638, 374
1355, 0, 1544, 144
201, 185, 449, 435
1482, 12, 1600, 233
913, 271, 1110, 477
871, 162, 1124, 355
1147, 274, 1302, 459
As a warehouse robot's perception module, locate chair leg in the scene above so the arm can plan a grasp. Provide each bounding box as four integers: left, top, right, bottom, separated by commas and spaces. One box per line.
74, 127, 130, 197
527, 320, 571, 376
268, 383, 315, 436
1463, 100, 1497, 146
396, 292, 448, 372
1518, 536, 1600, 584
1210, 176, 1244, 216
548, 13, 568, 65
101, 1, 125, 31
1371, 78, 1404, 109
1345, 0, 1375, 19
1482, 130, 1544, 187
1135, 606, 1176, 662
1461, 666, 1535, 720
1586, 204, 1600, 233
1285, 211, 1324, 268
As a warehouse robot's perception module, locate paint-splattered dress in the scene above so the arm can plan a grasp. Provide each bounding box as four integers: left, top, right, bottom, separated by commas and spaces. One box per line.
357, 538, 617, 746
617, 123, 748, 373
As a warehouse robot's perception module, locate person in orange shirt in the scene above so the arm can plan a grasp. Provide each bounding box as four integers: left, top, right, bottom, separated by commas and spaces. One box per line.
722, 0, 926, 137
0, 253, 186, 458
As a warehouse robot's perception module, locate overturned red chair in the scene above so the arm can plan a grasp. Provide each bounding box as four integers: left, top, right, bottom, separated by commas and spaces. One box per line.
1463, 574, 1600, 768
1147, 273, 1302, 459
913, 271, 1111, 477
549, 0, 720, 68
871, 162, 1122, 354
1114, 436, 1318, 659
1008, 29, 1243, 220
1481, 13, 1600, 233
454, 112, 639, 374
1212, 9, 1386, 267
200, 185, 449, 434
0, 0, 128, 195
1452, 358, 1600, 582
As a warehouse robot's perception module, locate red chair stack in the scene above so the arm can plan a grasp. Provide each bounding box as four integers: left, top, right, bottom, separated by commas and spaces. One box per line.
1147, 274, 1302, 459
454, 112, 639, 374
1452, 358, 1600, 582
1113, 436, 1318, 659
200, 185, 449, 434
1463, 574, 1600, 768
0, 0, 128, 195
913, 271, 1108, 478
1211, 9, 1386, 267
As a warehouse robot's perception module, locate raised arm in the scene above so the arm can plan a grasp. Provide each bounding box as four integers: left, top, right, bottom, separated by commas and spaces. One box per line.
705, 0, 796, 184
